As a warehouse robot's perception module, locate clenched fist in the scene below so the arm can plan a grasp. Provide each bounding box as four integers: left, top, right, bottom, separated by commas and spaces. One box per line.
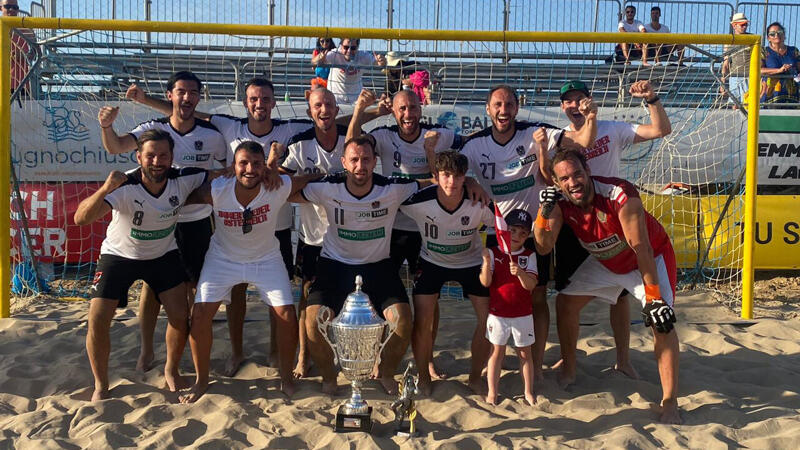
97, 106, 120, 129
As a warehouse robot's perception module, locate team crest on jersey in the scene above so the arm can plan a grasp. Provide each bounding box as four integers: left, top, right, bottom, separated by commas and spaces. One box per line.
515, 145, 525, 156
371, 201, 380, 209
194, 140, 203, 151
169, 195, 180, 207
461, 216, 470, 225
518, 256, 529, 268
596, 210, 607, 223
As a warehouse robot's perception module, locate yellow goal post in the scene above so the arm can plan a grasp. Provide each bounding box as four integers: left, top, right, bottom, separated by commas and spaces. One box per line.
0, 17, 762, 319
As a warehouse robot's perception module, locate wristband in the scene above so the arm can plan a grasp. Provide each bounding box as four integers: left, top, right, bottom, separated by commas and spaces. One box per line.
101, 125, 112, 129
534, 213, 550, 231
645, 96, 660, 105
644, 283, 661, 302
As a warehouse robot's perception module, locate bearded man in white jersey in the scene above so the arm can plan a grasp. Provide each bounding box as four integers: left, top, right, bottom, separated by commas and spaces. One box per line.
75, 130, 208, 401
178, 141, 317, 403
98, 71, 227, 373
541, 79, 672, 382
460, 84, 597, 380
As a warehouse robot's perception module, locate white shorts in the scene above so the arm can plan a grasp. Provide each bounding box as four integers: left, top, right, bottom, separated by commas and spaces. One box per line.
195, 250, 294, 307
559, 254, 674, 307
486, 314, 535, 347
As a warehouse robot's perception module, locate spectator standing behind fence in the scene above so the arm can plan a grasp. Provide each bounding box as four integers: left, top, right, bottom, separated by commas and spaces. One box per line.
311, 37, 335, 90
761, 22, 800, 105
722, 13, 752, 106
3, 0, 36, 96
404, 70, 431, 105
312, 38, 386, 104
616, 5, 645, 64
642, 6, 684, 66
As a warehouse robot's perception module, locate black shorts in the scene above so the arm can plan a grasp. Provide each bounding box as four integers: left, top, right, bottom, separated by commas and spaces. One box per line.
275, 227, 294, 278
412, 259, 489, 298
91, 250, 185, 308
307, 257, 409, 316
484, 234, 550, 287
175, 216, 213, 283
390, 229, 422, 274
295, 239, 322, 281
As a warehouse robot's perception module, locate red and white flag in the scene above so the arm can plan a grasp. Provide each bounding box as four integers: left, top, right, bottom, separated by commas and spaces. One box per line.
493, 204, 512, 254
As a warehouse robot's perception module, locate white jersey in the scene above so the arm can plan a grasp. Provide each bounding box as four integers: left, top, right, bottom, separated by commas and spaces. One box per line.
460, 121, 562, 216
400, 185, 494, 268
301, 173, 419, 264
323, 49, 376, 104
644, 23, 670, 33
281, 125, 348, 246
565, 120, 638, 178
618, 19, 645, 33
129, 118, 226, 222
101, 167, 207, 260
371, 123, 460, 232
209, 114, 313, 230
207, 174, 292, 263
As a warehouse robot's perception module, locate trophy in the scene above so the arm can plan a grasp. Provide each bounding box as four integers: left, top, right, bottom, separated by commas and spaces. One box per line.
391, 361, 421, 437
318, 275, 396, 432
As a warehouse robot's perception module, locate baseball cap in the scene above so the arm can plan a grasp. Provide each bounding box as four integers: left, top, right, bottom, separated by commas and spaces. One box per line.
730, 12, 749, 24
505, 209, 533, 231
559, 80, 590, 100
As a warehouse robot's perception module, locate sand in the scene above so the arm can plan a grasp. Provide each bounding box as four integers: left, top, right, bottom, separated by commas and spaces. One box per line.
1, 284, 799, 449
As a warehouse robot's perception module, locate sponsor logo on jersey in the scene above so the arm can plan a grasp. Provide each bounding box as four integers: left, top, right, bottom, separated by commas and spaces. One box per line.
597, 210, 607, 223
357, 208, 389, 219
391, 171, 431, 179
169, 196, 180, 207
130, 224, 176, 240
337, 227, 386, 241
507, 154, 537, 170
446, 228, 476, 238
580, 234, 629, 260
182, 154, 211, 162
518, 255, 529, 267
427, 241, 471, 254
490, 176, 535, 195
412, 156, 428, 164
194, 141, 204, 151
159, 209, 179, 220
515, 145, 525, 156
461, 216, 470, 225
134, 199, 144, 208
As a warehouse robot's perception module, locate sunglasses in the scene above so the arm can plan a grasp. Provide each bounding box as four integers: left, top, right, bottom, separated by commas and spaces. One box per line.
768, 31, 785, 37
342, 45, 359, 51
242, 207, 253, 234
2, 4, 19, 10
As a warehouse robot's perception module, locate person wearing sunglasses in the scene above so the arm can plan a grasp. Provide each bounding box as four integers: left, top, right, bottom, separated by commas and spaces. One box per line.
761, 22, 800, 104
180, 140, 318, 403
311, 37, 387, 104
721, 13, 752, 105
615, 5, 645, 64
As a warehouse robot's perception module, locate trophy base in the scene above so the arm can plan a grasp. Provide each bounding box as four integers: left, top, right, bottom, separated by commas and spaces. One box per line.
334, 405, 373, 433
395, 424, 417, 438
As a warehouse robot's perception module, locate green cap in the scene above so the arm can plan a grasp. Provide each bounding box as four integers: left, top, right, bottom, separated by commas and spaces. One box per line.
559, 80, 590, 100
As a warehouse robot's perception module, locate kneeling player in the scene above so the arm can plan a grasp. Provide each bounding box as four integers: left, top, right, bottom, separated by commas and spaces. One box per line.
400, 151, 495, 396
179, 141, 315, 403
535, 149, 681, 424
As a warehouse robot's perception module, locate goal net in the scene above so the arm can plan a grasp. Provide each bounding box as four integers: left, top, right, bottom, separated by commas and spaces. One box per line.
4, 20, 758, 315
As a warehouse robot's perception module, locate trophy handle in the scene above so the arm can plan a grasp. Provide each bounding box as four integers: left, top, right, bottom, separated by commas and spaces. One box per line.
373, 314, 398, 369
316, 305, 336, 350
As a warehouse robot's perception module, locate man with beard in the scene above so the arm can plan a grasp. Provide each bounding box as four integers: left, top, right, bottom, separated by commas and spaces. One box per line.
178, 141, 317, 403
459, 84, 597, 382
312, 37, 386, 104
289, 135, 422, 395
98, 71, 227, 374
74, 130, 208, 401
534, 149, 681, 424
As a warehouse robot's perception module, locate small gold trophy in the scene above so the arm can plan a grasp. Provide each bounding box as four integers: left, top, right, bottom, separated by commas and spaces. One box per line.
391, 361, 420, 437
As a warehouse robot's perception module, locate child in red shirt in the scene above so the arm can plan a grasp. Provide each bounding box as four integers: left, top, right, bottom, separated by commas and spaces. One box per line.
480, 209, 539, 406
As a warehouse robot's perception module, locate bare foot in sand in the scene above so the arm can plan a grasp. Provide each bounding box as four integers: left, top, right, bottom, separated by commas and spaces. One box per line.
524, 393, 536, 406
468, 378, 487, 396
165, 370, 191, 392
136, 351, 154, 372
378, 376, 398, 395
614, 361, 639, 379
91, 388, 110, 401
485, 393, 498, 405
321, 380, 337, 396
429, 361, 448, 381
292, 354, 312, 379
557, 369, 576, 389
224, 354, 245, 377
178, 380, 208, 404
281, 378, 296, 398
660, 399, 682, 424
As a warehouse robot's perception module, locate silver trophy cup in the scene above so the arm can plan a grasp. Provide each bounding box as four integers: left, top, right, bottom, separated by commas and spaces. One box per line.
318, 275, 396, 432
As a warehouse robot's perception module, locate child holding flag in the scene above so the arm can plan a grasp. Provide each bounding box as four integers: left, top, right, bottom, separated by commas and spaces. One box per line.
480, 208, 539, 406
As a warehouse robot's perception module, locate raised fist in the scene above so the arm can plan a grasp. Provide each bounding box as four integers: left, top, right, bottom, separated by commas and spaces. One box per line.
97, 106, 120, 129
103, 170, 128, 192
355, 89, 377, 112
629, 80, 656, 100
533, 127, 548, 149
578, 97, 597, 120
538, 186, 562, 218
125, 84, 145, 103
423, 130, 441, 150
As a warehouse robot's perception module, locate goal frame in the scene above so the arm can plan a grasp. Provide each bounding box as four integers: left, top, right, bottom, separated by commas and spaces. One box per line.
0, 17, 763, 318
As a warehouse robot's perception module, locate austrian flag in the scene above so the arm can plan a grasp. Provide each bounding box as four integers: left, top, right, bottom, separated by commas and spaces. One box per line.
494, 204, 512, 255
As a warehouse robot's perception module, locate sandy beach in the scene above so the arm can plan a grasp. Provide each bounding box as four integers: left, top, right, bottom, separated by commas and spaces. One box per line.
1, 283, 799, 448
